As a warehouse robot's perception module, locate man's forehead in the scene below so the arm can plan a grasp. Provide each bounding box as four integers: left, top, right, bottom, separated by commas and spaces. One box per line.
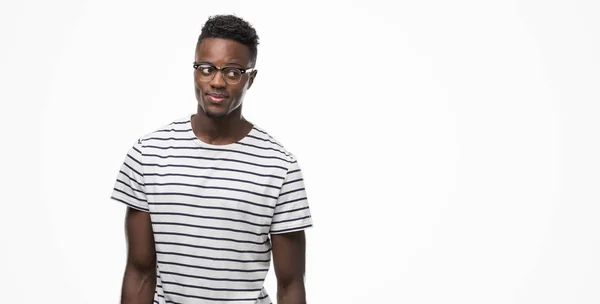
195, 38, 250, 64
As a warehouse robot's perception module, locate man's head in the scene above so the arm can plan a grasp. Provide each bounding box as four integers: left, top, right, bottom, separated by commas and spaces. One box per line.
194, 15, 259, 119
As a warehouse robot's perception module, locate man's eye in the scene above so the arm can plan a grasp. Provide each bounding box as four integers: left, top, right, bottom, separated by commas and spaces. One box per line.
225, 69, 241, 78
200, 67, 214, 75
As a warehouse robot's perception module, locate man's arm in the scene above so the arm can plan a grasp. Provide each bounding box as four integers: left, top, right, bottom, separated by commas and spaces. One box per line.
121, 207, 156, 304
271, 230, 307, 304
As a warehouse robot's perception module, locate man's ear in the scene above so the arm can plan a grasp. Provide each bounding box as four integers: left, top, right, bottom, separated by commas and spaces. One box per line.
248, 70, 258, 89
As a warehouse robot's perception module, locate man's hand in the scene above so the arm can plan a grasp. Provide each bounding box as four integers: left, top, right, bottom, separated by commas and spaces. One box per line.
271, 230, 307, 304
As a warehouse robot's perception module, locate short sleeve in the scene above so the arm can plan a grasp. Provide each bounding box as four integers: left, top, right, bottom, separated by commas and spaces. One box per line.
269, 158, 313, 234
110, 140, 149, 212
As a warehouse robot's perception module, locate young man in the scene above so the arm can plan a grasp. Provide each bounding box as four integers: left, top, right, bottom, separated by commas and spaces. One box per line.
111, 15, 313, 304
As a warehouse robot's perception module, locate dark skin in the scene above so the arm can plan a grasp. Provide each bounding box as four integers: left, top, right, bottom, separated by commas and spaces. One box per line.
121, 208, 156, 304
191, 37, 256, 145
120, 37, 307, 303
271, 230, 308, 304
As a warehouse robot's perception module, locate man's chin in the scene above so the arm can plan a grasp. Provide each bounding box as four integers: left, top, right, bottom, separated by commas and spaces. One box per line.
205, 110, 227, 119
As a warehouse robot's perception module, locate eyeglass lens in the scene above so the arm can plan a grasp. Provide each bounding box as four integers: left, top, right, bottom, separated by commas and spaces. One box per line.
196, 65, 244, 84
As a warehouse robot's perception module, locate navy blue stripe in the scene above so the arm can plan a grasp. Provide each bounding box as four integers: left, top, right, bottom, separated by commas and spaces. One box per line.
149, 202, 272, 218
144, 136, 197, 141
153, 221, 268, 237
116, 180, 144, 195
282, 178, 303, 186
151, 211, 270, 227
171, 120, 190, 125
144, 153, 287, 171
142, 163, 284, 179
158, 289, 269, 303
155, 128, 192, 133
127, 153, 143, 167
147, 192, 274, 210
156, 241, 271, 254
145, 172, 280, 189
146, 182, 278, 199
159, 292, 268, 303
111, 196, 148, 212
280, 187, 305, 197
235, 141, 289, 157
156, 250, 270, 263
271, 215, 311, 225
276, 197, 307, 208
133, 146, 142, 155
248, 129, 283, 151
124, 162, 143, 178
154, 231, 268, 245
113, 188, 145, 203
270, 224, 312, 234
252, 127, 268, 135
118, 170, 143, 187
144, 144, 291, 163
160, 270, 264, 283
161, 289, 258, 302
158, 260, 268, 273
246, 134, 284, 148
161, 279, 262, 292
288, 168, 300, 175
273, 206, 309, 216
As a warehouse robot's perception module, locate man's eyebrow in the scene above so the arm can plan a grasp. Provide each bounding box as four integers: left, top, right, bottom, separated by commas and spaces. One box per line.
225, 61, 244, 67
195, 61, 245, 68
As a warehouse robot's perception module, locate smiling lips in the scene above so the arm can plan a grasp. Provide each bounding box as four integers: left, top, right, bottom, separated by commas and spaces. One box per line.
207, 93, 228, 104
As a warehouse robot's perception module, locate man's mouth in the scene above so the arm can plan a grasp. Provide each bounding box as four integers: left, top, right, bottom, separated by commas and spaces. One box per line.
206, 93, 229, 104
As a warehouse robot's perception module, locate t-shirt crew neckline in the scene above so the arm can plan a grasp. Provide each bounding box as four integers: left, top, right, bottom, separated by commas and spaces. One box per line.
187, 114, 257, 148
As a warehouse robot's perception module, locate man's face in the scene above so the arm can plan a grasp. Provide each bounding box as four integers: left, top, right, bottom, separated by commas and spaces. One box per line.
194, 38, 257, 119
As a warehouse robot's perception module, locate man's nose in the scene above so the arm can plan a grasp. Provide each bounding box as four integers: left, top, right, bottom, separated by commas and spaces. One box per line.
210, 71, 227, 88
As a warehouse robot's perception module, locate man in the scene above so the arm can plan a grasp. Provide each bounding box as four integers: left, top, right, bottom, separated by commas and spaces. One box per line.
111, 15, 313, 304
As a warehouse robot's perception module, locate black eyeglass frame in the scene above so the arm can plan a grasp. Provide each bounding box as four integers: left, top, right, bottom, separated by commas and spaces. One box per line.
192, 62, 256, 84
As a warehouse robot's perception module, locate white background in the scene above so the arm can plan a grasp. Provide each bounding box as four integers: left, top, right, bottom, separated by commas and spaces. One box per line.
1, 0, 599, 303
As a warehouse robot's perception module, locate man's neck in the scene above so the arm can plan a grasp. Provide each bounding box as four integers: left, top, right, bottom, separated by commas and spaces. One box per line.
191, 106, 252, 145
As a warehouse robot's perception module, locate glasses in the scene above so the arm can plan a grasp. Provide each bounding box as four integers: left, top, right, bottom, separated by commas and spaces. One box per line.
193, 62, 255, 85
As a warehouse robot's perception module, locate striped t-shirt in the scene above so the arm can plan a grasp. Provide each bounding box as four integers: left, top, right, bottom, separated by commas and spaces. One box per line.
110, 115, 313, 304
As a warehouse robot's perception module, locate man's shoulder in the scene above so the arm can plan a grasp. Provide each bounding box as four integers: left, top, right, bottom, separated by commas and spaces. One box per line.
249, 125, 298, 163
135, 114, 193, 144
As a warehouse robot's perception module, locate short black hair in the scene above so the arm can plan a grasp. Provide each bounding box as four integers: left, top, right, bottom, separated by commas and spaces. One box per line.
197, 15, 259, 65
